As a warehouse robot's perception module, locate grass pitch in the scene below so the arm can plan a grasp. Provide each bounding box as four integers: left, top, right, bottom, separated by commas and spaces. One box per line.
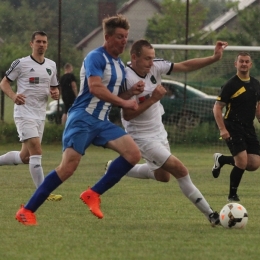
0, 144, 259, 260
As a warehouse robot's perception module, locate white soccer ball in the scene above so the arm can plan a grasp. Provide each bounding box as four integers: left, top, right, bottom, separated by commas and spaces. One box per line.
220, 203, 248, 229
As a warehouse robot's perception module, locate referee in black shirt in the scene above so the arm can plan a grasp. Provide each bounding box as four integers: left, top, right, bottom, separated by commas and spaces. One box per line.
212, 52, 260, 201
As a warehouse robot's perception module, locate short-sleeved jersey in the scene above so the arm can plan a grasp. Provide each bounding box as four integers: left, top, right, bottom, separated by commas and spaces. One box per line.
71, 46, 125, 121
60, 73, 77, 102
5, 55, 58, 120
217, 75, 260, 125
121, 59, 173, 139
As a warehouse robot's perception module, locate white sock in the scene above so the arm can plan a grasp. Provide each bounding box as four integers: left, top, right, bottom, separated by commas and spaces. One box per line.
126, 163, 155, 180
177, 174, 213, 219
29, 155, 44, 188
0, 151, 23, 165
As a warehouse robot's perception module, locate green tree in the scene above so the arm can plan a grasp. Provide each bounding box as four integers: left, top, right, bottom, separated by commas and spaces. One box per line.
0, 0, 82, 77
145, 0, 207, 44
60, 0, 130, 44
210, 4, 260, 76
213, 5, 260, 46
200, 0, 239, 25
2, 0, 129, 45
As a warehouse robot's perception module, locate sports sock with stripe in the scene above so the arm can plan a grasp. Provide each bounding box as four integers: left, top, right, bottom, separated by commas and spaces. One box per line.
25, 170, 62, 212
92, 156, 134, 195
177, 174, 214, 218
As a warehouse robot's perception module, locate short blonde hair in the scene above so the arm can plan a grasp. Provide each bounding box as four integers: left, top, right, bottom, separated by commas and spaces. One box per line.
102, 14, 130, 36
64, 63, 72, 70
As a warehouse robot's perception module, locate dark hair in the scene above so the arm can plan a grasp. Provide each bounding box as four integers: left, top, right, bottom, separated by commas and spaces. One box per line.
235, 51, 251, 61
130, 39, 153, 57
102, 14, 130, 36
31, 31, 47, 42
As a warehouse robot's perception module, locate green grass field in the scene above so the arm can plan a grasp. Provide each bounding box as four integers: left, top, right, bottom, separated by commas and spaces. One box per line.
0, 144, 259, 260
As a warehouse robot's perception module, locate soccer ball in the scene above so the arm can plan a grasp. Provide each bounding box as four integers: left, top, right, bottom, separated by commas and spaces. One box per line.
219, 203, 248, 229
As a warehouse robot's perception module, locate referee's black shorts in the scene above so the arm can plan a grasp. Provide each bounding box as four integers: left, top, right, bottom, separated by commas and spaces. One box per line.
224, 120, 260, 156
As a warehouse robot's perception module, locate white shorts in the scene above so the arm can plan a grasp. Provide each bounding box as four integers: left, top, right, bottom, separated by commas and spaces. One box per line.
14, 117, 45, 142
134, 135, 171, 171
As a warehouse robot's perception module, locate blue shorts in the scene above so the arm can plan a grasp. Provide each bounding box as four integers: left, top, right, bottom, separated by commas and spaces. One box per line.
63, 109, 127, 155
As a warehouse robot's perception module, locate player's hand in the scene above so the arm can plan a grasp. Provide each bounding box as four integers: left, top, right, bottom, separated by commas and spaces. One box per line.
151, 85, 166, 101
131, 81, 145, 95
13, 93, 26, 105
213, 41, 228, 60
50, 88, 60, 100
122, 99, 138, 111
220, 129, 230, 140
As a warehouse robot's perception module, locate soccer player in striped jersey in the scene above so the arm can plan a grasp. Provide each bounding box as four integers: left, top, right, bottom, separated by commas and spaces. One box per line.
118, 39, 228, 226
0, 31, 62, 201
15, 15, 142, 225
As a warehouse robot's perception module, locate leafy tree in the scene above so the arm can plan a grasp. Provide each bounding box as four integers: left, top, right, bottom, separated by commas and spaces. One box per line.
2, 0, 129, 45
145, 0, 207, 44
210, 4, 260, 75
200, 0, 239, 25
0, 0, 82, 77
213, 5, 260, 46
60, 0, 130, 44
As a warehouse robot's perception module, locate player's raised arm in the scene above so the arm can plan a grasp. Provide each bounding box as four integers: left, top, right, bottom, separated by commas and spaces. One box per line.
173, 41, 228, 73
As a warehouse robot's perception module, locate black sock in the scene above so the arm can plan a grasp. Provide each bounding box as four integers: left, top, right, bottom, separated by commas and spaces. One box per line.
219, 155, 234, 167
229, 166, 245, 197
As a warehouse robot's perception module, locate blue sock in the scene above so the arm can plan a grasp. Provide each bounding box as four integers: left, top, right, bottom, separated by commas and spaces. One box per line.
91, 156, 134, 195
25, 170, 62, 212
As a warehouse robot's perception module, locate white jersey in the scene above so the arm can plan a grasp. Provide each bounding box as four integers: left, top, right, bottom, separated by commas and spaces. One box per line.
5, 55, 59, 120
122, 59, 173, 139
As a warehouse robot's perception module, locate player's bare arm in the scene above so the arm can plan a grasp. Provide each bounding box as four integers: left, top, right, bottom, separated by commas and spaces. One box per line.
0, 76, 26, 105
173, 41, 228, 73
71, 81, 78, 97
256, 101, 260, 122
88, 76, 138, 110
119, 80, 145, 100
123, 84, 166, 121
213, 100, 230, 140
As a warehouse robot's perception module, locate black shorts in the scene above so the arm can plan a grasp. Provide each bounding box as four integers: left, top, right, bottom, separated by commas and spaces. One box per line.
224, 120, 260, 156
62, 98, 75, 113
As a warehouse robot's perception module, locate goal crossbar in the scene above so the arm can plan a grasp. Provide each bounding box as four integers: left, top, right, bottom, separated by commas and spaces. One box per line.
152, 44, 260, 51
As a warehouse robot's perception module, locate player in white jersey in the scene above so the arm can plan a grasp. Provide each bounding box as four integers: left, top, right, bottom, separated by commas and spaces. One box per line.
113, 39, 227, 226
15, 15, 142, 225
0, 31, 62, 201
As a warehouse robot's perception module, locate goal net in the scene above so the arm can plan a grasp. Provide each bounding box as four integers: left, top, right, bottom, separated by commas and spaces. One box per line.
152, 44, 260, 151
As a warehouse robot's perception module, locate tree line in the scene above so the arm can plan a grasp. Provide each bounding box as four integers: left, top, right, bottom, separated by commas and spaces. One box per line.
0, 0, 259, 79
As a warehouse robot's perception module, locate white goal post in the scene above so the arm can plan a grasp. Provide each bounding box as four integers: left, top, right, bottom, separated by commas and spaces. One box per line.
150, 44, 260, 89
152, 44, 260, 51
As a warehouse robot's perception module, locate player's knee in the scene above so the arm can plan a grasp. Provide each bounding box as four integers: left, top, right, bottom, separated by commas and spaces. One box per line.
155, 173, 170, 182
128, 149, 141, 165
171, 166, 188, 179
154, 169, 171, 182
20, 155, 30, 164
56, 164, 76, 181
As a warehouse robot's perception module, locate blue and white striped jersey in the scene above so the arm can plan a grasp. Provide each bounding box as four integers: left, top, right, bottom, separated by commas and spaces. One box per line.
71, 46, 125, 121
